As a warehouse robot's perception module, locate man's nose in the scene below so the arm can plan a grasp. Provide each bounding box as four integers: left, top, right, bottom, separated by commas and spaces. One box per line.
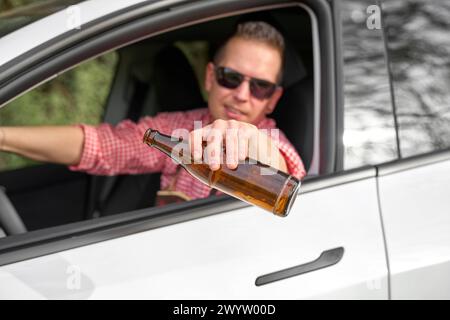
233, 79, 251, 101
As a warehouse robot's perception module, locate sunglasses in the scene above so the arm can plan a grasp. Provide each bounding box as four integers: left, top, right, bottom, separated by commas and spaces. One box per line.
214, 66, 279, 100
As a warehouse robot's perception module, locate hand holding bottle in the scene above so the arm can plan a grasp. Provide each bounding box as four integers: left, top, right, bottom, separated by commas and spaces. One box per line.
188, 119, 288, 173
144, 127, 300, 216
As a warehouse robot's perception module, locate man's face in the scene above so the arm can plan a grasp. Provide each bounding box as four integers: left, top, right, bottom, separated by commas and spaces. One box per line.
205, 37, 283, 125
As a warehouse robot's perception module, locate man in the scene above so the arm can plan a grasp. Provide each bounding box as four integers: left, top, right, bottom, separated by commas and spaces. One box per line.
0, 21, 306, 201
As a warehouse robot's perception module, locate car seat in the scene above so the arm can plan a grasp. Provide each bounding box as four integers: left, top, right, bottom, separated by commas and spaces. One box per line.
97, 45, 206, 216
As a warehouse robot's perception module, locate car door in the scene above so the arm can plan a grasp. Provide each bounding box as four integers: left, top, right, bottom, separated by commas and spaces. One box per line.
376, 0, 450, 299
0, 0, 389, 299
0, 171, 388, 300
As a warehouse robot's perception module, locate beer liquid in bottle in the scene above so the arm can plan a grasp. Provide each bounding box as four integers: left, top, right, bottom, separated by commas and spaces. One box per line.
143, 129, 301, 217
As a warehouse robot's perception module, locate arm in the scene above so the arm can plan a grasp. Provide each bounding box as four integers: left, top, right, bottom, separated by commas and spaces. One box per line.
69, 113, 181, 176
0, 112, 172, 176
0, 126, 84, 165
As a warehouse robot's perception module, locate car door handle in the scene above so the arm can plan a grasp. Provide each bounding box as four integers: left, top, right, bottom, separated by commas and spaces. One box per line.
255, 247, 344, 286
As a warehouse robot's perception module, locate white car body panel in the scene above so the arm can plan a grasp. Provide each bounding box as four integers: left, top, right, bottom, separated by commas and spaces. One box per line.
0, 177, 387, 299
378, 159, 450, 299
0, 0, 169, 67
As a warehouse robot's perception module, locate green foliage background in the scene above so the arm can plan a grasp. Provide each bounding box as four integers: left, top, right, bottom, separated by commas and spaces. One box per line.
0, 52, 118, 171
0, 0, 118, 171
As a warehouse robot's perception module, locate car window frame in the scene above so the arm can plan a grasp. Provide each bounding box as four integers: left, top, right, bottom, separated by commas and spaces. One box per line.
331, 0, 345, 172
0, 0, 338, 266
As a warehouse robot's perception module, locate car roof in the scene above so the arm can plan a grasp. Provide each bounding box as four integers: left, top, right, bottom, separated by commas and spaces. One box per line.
0, 0, 155, 67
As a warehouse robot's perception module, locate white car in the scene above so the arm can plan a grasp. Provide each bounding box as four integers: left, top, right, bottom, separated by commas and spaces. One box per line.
0, 0, 449, 299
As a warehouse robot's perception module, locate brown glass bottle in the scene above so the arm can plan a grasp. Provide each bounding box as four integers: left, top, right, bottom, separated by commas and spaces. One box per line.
143, 129, 301, 217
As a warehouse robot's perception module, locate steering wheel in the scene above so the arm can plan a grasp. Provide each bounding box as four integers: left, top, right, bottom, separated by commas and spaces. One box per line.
0, 186, 27, 235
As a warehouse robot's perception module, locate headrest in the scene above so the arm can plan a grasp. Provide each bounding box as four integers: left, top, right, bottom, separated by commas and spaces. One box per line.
152, 45, 205, 111
281, 41, 308, 88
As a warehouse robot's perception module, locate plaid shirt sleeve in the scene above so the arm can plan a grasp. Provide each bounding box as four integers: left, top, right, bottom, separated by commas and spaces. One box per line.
69, 112, 177, 176
274, 131, 307, 180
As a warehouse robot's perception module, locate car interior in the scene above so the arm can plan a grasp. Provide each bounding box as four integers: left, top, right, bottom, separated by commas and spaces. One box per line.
0, 6, 314, 236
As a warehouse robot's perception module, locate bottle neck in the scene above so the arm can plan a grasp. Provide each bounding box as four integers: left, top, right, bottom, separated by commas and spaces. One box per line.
143, 129, 188, 163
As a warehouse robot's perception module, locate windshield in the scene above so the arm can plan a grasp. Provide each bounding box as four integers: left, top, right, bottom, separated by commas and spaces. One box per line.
0, 0, 85, 38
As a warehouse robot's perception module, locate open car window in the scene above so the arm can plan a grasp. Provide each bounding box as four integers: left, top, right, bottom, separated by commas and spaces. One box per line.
0, 1, 329, 255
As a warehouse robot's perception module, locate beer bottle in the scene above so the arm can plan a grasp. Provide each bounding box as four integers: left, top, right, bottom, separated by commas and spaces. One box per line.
143, 129, 301, 217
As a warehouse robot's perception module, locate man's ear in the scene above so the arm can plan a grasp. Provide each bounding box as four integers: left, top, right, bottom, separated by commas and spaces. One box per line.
265, 87, 283, 115
204, 62, 215, 92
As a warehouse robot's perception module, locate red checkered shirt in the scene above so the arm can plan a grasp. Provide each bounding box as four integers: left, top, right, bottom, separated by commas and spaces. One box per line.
69, 108, 306, 200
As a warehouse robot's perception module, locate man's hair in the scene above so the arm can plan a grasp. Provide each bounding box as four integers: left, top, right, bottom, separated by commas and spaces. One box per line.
213, 21, 285, 83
